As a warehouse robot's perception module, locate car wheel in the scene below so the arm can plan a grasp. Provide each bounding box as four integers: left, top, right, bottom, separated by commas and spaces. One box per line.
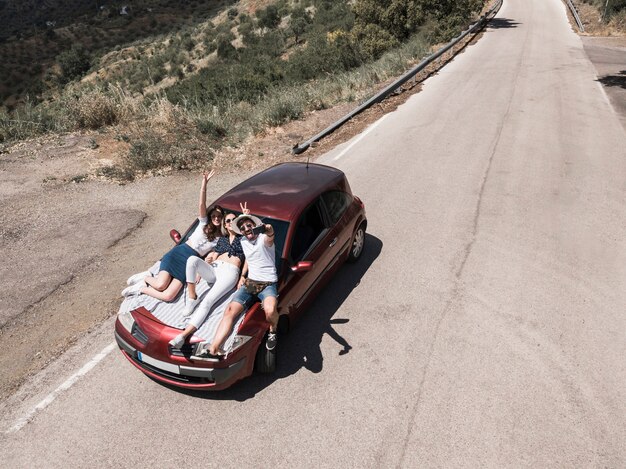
255, 336, 276, 373
347, 222, 366, 263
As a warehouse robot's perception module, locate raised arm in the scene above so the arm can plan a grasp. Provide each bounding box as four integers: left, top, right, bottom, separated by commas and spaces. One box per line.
198, 170, 216, 218
264, 223, 275, 248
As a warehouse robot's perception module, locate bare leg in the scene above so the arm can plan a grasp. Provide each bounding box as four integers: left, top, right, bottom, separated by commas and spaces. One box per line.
141, 279, 183, 302
209, 302, 244, 354
263, 296, 278, 332
145, 271, 172, 292
177, 324, 198, 342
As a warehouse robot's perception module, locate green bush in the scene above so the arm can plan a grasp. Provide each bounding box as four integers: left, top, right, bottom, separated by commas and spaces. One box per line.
256, 5, 281, 30
227, 7, 239, 20
195, 118, 227, 140
56, 45, 91, 83
216, 35, 237, 60
352, 23, 399, 61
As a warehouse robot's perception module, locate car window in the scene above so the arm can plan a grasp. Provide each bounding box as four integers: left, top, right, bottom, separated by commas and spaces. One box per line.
321, 191, 352, 225
290, 199, 327, 262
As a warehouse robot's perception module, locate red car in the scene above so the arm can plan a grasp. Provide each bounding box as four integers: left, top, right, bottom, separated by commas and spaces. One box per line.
115, 162, 367, 390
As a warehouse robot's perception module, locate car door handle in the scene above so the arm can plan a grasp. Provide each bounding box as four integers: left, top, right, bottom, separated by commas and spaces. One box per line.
329, 237, 337, 247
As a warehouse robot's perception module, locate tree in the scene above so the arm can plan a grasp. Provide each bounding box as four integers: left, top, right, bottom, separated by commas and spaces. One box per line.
216, 35, 237, 61
257, 5, 281, 31
56, 45, 91, 83
288, 6, 311, 42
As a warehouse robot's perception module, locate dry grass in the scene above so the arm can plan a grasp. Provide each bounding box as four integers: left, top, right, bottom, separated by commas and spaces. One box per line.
573, 2, 626, 36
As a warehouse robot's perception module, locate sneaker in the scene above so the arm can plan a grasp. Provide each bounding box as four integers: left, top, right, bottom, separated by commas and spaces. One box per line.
121, 282, 144, 297
183, 296, 200, 316
192, 342, 224, 359
169, 333, 185, 348
126, 270, 150, 286
266, 331, 277, 351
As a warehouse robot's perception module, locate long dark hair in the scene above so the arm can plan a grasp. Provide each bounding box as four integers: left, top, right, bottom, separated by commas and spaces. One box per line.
205, 204, 225, 241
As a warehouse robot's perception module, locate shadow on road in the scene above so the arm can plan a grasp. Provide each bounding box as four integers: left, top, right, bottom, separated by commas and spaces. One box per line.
172, 233, 383, 401
487, 18, 521, 29
598, 70, 626, 89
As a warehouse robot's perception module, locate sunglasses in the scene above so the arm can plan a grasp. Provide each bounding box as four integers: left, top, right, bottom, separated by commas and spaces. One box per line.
211, 213, 223, 219
224, 218, 236, 224
239, 222, 255, 230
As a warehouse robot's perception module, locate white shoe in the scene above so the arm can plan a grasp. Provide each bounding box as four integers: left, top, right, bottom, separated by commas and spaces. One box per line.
121, 282, 144, 297
127, 271, 150, 285
169, 333, 185, 348
183, 296, 200, 316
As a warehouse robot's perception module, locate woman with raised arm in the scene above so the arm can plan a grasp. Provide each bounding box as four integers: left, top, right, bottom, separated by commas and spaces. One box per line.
168, 210, 246, 348
122, 170, 224, 302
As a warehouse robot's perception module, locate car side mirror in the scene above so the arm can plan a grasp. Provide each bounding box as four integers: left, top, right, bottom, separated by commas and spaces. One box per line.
291, 261, 313, 273
170, 229, 181, 243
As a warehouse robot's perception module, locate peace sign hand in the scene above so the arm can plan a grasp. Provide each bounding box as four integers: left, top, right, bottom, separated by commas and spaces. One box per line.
240, 201, 250, 215
202, 169, 216, 184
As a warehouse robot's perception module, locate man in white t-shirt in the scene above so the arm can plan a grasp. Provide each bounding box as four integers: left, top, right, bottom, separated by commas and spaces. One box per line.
204, 208, 278, 357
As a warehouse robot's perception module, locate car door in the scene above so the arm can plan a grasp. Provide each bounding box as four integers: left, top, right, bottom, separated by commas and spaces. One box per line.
319, 190, 354, 269
278, 192, 351, 319
278, 198, 331, 318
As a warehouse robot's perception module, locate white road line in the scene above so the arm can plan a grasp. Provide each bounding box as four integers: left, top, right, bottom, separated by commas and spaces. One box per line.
332, 114, 389, 161
6, 342, 116, 434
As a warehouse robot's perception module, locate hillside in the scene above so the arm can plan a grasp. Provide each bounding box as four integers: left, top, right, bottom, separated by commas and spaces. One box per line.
0, 0, 241, 107
1, 0, 491, 182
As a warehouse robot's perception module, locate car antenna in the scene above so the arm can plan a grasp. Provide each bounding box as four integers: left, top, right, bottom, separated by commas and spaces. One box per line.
306, 154, 310, 169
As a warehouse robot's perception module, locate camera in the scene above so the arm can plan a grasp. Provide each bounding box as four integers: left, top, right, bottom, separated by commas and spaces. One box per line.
252, 224, 266, 235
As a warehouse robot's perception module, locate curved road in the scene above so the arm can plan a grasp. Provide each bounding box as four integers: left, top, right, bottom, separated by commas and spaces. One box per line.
2, 0, 625, 466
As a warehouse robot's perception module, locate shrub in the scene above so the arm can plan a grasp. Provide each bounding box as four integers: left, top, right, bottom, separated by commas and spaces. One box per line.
64, 87, 118, 130
257, 5, 281, 30
56, 45, 91, 83
352, 23, 399, 61
97, 164, 135, 181
216, 35, 237, 60
195, 118, 227, 140
257, 91, 305, 127
227, 7, 238, 20
126, 131, 171, 171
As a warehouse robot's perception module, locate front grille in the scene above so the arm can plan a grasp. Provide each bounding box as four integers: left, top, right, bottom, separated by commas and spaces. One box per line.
130, 355, 213, 384
170, 343, 200, 357
131, 323, 148, 345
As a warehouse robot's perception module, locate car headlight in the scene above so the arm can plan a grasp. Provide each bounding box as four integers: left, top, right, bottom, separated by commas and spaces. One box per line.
118, 311, 135, 333
229, 334, 252, 353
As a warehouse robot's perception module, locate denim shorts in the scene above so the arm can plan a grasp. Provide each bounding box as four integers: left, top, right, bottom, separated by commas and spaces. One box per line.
231, 282, 278, 306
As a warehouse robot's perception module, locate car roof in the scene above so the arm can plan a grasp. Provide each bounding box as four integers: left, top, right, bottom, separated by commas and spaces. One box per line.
215, 162, 347, 221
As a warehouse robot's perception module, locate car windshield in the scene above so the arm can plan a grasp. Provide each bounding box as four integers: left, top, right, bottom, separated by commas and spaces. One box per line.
182, 214, 289, 272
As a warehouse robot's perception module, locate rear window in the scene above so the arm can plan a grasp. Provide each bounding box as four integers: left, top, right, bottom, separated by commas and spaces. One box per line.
321, 191, 352, 225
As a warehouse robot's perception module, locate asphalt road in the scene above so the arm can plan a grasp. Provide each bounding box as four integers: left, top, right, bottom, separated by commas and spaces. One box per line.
1, 0, 625, 466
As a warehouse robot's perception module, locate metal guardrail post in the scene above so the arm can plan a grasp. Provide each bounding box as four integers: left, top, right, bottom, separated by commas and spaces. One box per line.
292, 0, 504, 155
566, 0, 585, 32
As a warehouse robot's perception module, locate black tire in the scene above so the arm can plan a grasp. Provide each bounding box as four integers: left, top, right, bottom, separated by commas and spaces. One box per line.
347, 221, 366, 263
255, 336, 276, 373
